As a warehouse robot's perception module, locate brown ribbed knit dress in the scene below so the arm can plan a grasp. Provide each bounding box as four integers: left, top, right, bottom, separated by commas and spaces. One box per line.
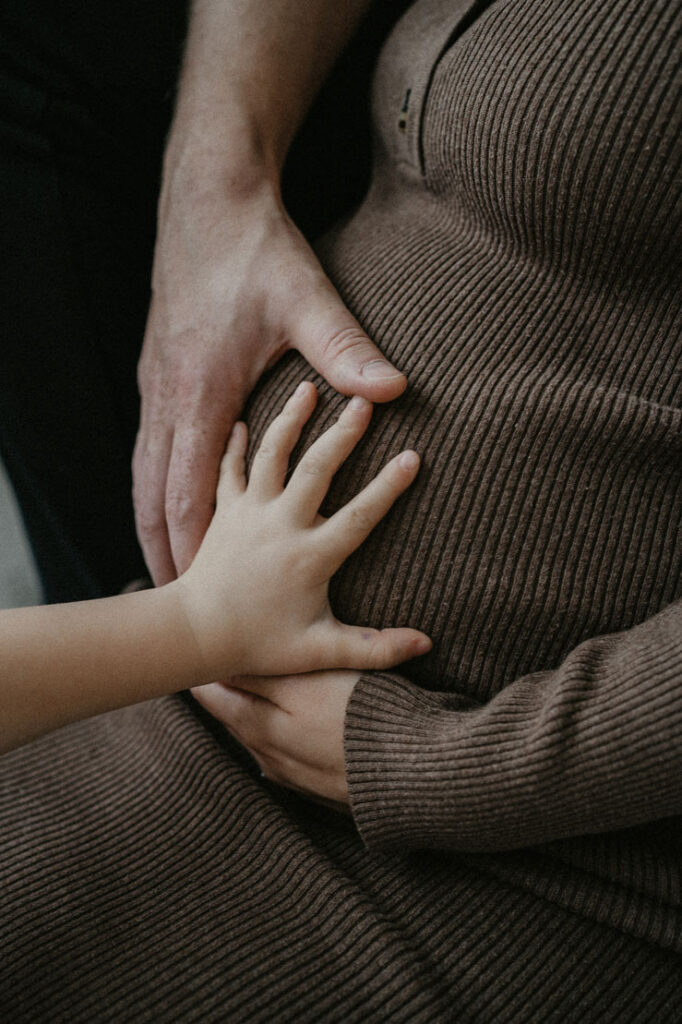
1, 0, 681, 1019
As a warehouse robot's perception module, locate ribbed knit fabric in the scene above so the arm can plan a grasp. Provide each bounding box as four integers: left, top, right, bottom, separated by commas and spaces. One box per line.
1, 0, 681, 1019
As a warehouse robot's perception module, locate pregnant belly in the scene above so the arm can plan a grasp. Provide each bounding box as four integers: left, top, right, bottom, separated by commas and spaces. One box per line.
243, 219, 682, 702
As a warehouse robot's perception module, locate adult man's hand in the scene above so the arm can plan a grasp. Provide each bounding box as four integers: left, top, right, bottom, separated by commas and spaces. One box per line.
133, 182, 406, 585
131, 0, 405, 585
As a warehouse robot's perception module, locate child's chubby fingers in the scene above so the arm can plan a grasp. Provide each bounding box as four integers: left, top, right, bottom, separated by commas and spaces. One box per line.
216, 421, 249, 502
317, 449, 420, 569
283, 395, 373, 521
247, 381, 318, 499
314, 623, 432, 671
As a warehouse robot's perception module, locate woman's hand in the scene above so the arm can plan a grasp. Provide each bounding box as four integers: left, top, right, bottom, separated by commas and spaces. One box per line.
191, 670, 361, 806
133, 181, 407, 586
173, 381, 430, 681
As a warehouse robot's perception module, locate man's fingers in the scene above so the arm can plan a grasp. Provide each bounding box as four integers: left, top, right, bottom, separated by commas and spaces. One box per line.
166, 426, 229, 575
191, 681, 258, 730
132, 424, 176, 586
284, 396, 372, 520
247, 381, 318, 498
318, 450, 420, 568
292, 283, 407, 404
190, 682, 287, 753
190, 683, 305, 793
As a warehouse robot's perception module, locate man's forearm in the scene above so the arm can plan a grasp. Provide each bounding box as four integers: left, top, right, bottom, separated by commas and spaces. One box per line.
165, 0, 374, 189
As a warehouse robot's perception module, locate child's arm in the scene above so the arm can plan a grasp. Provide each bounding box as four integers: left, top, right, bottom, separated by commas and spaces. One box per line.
0, 587, 201, 753
1, 383, 429, 754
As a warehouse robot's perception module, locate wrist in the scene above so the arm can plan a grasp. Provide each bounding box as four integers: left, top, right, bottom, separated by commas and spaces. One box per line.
162, 114, 284, 208
157, 580, 218, 687
166, 575, 243, 685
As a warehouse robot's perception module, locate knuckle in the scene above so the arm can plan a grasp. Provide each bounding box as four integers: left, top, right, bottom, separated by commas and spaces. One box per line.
336, 418, 363, 444
299, 454, 326, 478
321, 326, 369, 362
347, 505, 374, 534
264, 404, 299, 444
286, 544, 319, 583
165, 489, 196, 529
134, 502, 165, 541
255, 439, 279, 463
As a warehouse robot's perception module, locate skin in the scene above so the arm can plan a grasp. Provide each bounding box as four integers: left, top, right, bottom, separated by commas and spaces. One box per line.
134, 0, 405, 586
192, 670, 360, 807
133, 1, 411, 802
0, 385, 429, 755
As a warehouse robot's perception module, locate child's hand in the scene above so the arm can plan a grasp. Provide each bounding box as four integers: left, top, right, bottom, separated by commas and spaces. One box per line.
174, 381, 430, 680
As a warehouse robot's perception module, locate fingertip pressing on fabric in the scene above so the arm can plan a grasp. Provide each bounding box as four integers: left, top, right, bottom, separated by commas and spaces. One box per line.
247, 382, 318, 498
398, 450, 420, 473
372, 627, 432, 667
326, 624, 432, 671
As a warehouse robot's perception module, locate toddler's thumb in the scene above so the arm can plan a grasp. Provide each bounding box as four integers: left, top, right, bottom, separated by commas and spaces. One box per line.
331, 625, 432, 671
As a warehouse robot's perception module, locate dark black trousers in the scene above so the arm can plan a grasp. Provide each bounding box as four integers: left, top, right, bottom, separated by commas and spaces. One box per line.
0, 0, 408, 603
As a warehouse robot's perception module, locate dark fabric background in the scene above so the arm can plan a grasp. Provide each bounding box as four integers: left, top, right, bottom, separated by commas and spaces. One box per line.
0, 0, 412, 601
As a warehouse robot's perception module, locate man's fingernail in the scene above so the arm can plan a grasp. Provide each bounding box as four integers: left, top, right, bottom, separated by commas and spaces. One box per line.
361, 360, 404, 380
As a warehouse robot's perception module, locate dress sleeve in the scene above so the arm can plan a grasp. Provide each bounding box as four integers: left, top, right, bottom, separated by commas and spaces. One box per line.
344, 598, 682, 852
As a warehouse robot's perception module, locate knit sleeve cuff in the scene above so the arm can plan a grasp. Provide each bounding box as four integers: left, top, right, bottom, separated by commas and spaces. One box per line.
344, 671, 479, 851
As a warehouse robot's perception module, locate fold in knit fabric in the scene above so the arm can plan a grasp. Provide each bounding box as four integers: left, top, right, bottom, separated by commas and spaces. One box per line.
1, 0, 681, 1019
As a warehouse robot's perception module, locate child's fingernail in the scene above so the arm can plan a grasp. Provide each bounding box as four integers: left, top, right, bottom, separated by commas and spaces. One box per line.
399, 450, 419, 471
348, 395, 370, 412
295, 381, 311, 397
415, 636, 432, 654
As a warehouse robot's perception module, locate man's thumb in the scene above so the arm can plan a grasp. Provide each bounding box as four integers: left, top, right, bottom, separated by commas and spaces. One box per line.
292, 287, 407, 403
